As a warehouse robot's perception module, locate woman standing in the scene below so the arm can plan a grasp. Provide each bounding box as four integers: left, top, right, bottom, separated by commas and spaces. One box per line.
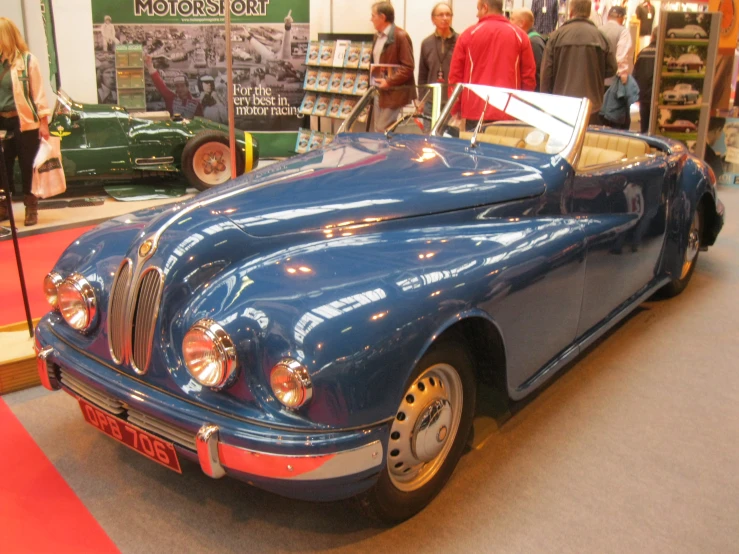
0, 17, 51, 226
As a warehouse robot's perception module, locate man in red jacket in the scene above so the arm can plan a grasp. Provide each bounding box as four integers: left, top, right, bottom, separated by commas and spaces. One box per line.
448, 0, 536, 129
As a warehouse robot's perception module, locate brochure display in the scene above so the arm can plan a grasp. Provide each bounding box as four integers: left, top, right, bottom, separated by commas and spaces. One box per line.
296, 39, 372, 151
115, 44, 146, 111
651, 11, 721, 158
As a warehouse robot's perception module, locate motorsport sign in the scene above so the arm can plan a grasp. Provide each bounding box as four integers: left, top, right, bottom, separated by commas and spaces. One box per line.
90, 0, 310, 157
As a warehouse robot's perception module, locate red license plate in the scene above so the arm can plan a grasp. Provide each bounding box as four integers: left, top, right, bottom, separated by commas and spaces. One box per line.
78, 399, 182, 473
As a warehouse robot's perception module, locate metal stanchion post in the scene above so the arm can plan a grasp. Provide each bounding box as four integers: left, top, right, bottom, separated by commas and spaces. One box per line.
0, 130, 35, 338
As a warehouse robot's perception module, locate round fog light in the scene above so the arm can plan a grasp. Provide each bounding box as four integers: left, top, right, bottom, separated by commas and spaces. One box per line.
270, 359, 312, 409
44, 272, 64, 310
182, 320, 237, 389
58, 274, 96, 331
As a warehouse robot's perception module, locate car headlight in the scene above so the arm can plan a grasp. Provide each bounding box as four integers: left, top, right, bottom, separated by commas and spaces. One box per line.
57, 274, 96, 331
43, 272, 64, 310
182, 319, 237, 389
270, 358, 312, 409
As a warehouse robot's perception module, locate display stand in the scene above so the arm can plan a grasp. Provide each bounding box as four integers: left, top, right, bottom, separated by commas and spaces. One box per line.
0, 131, 34, 338
296, 36, 373, 153
650, 11, 721, 158
115, 44, 146, 112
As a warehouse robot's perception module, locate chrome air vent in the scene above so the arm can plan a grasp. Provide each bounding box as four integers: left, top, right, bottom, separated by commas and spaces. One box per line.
108, 260, 132, 364
61, 370, 125, 415
131, 268, 164, 375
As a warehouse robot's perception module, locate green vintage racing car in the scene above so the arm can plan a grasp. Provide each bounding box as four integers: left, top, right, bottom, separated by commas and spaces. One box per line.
48, 90, 258, 191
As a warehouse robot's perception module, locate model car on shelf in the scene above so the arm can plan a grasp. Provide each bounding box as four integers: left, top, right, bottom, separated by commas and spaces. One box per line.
659, 119, 698, 133
661, 83, 700, 104
667, 53, 705, 73
48, 90, 258, 191
35, 84, 723, 524
667, 24, 708, 38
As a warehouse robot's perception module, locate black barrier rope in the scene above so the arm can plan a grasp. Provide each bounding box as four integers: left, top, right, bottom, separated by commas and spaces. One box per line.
0, 131, 35, 338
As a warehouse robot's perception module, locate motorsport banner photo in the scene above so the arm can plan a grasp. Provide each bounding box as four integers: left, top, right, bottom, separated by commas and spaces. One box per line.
91, 0, 310, 157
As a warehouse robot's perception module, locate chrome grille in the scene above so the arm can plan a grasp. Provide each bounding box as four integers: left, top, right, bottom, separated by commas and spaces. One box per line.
127, 408, 197, 450
108, 260, 132, 363
131, 268, 164, 374
59, 369, 196, 451
61, 370, 125, 415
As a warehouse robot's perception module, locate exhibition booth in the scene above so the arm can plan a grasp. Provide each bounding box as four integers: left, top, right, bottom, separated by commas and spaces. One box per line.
1, 0, 738, 550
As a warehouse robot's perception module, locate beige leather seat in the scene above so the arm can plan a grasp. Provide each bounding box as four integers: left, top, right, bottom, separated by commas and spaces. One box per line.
576, 145, 624, 170
483, 125, 534, 140
584, 132, 649, 158
459, 132, 524, 148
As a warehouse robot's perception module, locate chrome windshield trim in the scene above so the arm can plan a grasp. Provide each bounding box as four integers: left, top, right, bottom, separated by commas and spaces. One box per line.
430, 83, 463, 137
561, 97, 591, 169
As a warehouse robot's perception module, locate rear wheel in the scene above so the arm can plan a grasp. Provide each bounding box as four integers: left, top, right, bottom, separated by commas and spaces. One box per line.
660, 203, 702, 297
182, 131, 245, 191
356, 341, 476, 524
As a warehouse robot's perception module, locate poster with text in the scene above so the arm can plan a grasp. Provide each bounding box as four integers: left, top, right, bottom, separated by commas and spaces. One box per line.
91, 0, 309, 156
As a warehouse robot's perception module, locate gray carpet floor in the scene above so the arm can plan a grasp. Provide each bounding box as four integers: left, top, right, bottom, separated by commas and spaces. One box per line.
5, 186, 739, 554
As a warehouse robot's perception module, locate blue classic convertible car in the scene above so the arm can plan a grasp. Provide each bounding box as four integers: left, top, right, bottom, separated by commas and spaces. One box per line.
35, 84, 723, 523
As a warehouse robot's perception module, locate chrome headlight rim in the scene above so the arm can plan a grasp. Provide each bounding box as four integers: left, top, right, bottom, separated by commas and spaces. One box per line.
182, 319, 238, 390
270, 358, 313, 409
58, 273, 97, 332
43, 272, 64, 311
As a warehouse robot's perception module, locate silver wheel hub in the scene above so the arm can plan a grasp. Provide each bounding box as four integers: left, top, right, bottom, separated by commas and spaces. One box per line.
413, 398, 453, 462
387, 363, 463, 492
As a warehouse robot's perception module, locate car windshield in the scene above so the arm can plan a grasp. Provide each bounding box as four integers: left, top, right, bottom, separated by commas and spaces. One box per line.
53, 89, 74, 118
340, 83, 589, 160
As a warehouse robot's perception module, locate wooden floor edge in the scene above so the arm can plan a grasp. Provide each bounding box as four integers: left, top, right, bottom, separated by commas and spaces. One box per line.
0, 357, 39, 395
0, 318, 41, 333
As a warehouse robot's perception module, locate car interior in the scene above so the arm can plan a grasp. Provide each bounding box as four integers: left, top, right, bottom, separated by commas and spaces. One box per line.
458, 124, 657, 171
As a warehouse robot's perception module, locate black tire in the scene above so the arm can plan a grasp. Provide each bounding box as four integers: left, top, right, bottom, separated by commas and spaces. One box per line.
181, 131, 245, 192
356, 340, 476, 524
659, 203, 703, 298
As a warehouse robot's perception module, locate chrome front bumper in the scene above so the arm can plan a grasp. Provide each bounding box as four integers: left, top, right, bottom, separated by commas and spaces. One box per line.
36, 344, 384, 482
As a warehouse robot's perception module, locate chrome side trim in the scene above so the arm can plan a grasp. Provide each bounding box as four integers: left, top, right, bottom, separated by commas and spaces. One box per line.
134, 157, 174, 166
35, 345, 59, 391
197, 424, 226, 479
512, 276, 671, 401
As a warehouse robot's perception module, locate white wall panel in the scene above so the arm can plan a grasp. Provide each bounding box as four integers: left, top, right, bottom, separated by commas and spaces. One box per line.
52, 0, 97, 103
6, 0, 25, 39
454, 0, 479, 34
20, 0, 55, 107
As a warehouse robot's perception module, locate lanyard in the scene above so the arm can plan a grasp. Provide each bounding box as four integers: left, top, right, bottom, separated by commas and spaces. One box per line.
435, 35, 452, 81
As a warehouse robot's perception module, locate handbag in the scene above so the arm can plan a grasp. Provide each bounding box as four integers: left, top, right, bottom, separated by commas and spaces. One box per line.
31, 136, 67, 198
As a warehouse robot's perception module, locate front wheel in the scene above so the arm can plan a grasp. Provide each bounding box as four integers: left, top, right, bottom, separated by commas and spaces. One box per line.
660, 203, 702, 298
181, 131, 245, 191
356, 341, 476, 524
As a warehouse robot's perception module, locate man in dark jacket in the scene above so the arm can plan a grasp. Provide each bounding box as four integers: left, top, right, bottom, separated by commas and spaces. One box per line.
370, 2, 416, 132
418, 2, 458, 103
510, 8, 545, 91
632, 28, 657, 133
540, 0, 617, 124
448, 0, 536, 129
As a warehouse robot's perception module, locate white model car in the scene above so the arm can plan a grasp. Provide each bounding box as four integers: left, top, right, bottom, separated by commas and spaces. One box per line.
667, 25, 708, 39
662, 84, 700, 105
667, 53, 705, 72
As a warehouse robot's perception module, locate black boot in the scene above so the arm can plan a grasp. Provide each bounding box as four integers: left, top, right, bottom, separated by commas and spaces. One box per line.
24, 194, 38, 226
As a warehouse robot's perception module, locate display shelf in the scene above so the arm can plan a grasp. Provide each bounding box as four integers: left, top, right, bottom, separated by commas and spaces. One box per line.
305, 40, 372, 70
115, 44, 146, 112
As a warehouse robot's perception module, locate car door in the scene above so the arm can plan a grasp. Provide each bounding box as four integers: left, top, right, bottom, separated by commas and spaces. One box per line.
571, 155, 669, 336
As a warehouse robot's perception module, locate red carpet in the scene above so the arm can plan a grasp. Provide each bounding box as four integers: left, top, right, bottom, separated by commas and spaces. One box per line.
0, 226, 94, 327
0, 398, 119, 553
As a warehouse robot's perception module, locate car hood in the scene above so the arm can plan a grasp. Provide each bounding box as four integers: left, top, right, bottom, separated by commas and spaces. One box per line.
194, 134, 553, 238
